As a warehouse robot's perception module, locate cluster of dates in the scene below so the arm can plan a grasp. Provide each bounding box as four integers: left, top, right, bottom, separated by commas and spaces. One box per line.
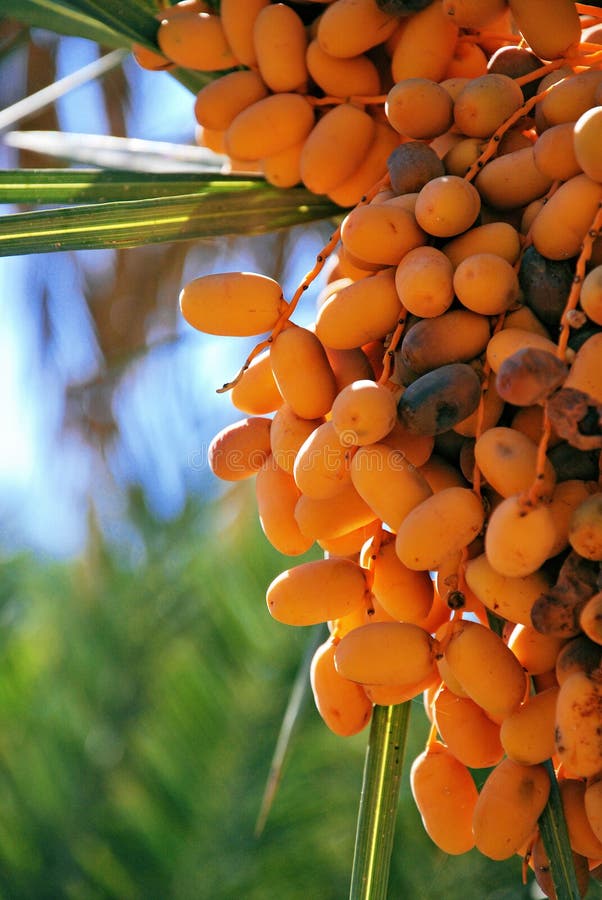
138, 0, 602, 893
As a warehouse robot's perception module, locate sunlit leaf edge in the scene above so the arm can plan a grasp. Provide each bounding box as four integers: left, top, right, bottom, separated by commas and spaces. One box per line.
0, 169, 270, 204
0, 185, 341, 255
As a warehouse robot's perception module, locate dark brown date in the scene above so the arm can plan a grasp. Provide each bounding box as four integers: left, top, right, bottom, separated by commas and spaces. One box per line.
397, 363, 482, 435
387, 141, 444, 196
518, 246, 575, 331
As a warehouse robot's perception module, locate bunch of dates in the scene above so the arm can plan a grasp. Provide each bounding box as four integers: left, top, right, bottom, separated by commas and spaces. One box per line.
137, 0, 602, 893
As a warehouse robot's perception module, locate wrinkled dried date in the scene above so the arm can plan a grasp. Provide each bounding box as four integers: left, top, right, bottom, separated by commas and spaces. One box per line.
531, 551, 600, 638
547, 387, 602, 451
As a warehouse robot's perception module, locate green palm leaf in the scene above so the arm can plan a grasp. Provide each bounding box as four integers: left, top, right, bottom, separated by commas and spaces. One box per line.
2, 0, 127, 49
3, 0, 158, 49
0, 177, 339, 255
0, 170, 243, 203
45, 0, 160, 45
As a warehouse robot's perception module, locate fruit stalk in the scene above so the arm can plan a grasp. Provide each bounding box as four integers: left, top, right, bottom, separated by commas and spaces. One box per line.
538, 760, 583, 900
349, 703, 410, 900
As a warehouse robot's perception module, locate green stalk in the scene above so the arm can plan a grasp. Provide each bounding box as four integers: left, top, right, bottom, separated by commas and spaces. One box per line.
349, 703, 411, 900
538, 760, 583, 900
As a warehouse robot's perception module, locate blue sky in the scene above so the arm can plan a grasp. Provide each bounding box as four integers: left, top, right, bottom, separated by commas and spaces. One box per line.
0, 33, 333, 557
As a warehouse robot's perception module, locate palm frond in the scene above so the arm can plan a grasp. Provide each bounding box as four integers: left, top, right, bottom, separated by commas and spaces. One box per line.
0, 181, 339, 255
2, 0, 127, 49
0, 170, 236, 203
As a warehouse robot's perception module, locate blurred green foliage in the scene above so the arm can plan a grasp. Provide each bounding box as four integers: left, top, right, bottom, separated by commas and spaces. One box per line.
1, 485, 598, 900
